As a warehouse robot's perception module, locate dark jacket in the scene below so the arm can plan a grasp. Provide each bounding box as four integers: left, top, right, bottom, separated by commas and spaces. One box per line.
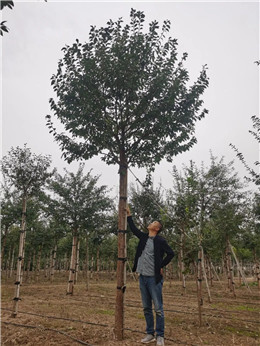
127, 216, 174, 284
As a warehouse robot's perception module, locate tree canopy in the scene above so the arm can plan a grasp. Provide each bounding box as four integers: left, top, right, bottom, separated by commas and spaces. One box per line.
47, 8, 209, 169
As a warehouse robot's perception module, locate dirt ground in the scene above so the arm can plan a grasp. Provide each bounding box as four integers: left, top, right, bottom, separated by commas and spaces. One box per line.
1, 272, 259, 345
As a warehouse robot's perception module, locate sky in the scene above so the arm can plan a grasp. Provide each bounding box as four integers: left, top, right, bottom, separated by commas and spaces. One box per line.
1, 1, 259, 199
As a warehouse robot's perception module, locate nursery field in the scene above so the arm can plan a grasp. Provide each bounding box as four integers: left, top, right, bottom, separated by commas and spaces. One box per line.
1, 272, 259, 346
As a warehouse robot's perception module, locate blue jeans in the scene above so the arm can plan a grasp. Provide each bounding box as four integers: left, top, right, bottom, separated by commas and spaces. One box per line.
139, 275, 164, 337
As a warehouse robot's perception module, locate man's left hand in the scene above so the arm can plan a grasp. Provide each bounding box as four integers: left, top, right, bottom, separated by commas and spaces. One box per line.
160, 268, 164, 276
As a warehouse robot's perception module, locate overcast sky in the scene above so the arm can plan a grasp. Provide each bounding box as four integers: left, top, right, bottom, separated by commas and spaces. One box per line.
2, 1, 259, 198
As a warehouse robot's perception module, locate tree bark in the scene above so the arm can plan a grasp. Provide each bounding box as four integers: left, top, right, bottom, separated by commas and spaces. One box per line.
9, 247, 15, 279
180, 230, 186, 295
75, 240, 80, 284
12, 195, 27, 318
1, 226, 8, 270
50, 244, 57, 283
35, 245, 42, 282
115, 152, 128, 340
201, 247, 212, 303
67, 231, 78, 295
196, 248, 203, 327
85, 235, 89, 291
96, 245, 100, 281
227, 239, 236, 297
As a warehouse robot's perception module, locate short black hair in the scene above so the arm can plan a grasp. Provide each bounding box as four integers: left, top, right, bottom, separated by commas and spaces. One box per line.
157, 221, 163, 233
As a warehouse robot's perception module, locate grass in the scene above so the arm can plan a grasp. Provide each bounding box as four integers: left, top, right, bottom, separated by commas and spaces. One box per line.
211, 302, 260, 312
225, 326, 259, 339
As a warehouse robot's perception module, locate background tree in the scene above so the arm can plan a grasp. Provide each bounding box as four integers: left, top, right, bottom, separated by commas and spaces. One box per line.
48, 164, 111, 295
46, 9, 209, 339
0, 0, 14, 36
1, 145, 52, 317
230, 115, 260, 187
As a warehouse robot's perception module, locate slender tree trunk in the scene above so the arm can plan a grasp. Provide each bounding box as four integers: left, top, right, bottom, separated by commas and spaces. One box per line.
210, 260, 224, 289
196, 248, 203, 327
67, 231, 78, 295
227, 239, 236, 297
20, 225, 27, 286
50, 244, 57, 283
1, 227, 8, 270
35, 246, 42, 282
225, 247, 231, 290
115, 152, 128, 340
9, 247, 15, 279
32, 250, 36, 281
180, 230, 186, 295
85, 235, 89, 291
12, 195, 27, 318
75, 240, 80, 284
25, 253, 32, 283
5, 247, 11, 279
207, 256, 213, 287
127, 260, 136, 281
44, 253, 49, 278
90, 256, 94, 279
201, 247, 212, 303
229, 242, 252, 293
96, 245, 100, 281
256, 260, 260, 290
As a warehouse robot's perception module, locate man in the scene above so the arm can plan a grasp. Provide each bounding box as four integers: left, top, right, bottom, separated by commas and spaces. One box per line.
126, 205, 174, 346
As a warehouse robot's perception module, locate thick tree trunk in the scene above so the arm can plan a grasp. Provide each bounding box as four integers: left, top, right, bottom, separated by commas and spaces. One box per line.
115, 153, 128, 341
67, 231, 78, 295
12, 195, 27, 318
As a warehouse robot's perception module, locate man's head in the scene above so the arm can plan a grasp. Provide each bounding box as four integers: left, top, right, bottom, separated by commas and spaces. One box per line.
147, 220, 163, 234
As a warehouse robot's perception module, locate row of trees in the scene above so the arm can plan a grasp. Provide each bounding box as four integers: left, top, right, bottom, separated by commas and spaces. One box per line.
1, 146, 259, 307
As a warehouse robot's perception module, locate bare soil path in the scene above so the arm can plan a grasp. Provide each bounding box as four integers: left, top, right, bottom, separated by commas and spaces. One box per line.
1, 273, 259, 345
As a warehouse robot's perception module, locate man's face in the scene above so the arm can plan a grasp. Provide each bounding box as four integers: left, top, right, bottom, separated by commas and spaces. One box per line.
147, 221, 161, 233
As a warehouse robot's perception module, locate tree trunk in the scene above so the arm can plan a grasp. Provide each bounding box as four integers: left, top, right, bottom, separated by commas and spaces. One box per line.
115, 153, 128, 341
20, 225, 27, 286
1, 227, 8, 270
201, 247, 212, 303
229, 242, 252, 293
85, 236, 90, 291
196, 248, 203, 327
75, 240, 80, 284
35, 246, 42, 282
180, 230, 186, 295
207, 256, 213, 287
96, 245, 100, 281
90, 256, 94, 279
227, 239, 236, 297
25, 253, 32, 283
12, 195, 27, 318
67, 231, 78, 295
50, 244, 57, 283
9, 247, 15, 279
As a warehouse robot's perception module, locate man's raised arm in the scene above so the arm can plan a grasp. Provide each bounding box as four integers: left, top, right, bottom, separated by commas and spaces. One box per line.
126, 205, 143, 239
